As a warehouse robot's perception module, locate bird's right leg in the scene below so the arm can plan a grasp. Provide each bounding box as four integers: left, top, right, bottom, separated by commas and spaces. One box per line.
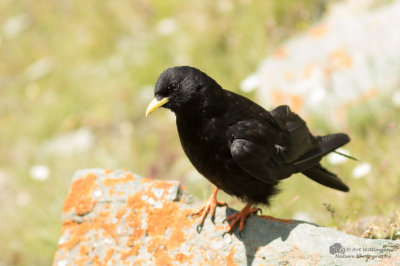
193, 188, 226, 231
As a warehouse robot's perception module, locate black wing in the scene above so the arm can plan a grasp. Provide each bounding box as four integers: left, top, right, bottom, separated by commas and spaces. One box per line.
229, 105, 324, 184
228, 121, 292, 183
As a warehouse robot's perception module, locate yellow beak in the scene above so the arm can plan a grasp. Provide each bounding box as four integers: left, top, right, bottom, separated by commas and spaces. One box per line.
145, 97, 169, 117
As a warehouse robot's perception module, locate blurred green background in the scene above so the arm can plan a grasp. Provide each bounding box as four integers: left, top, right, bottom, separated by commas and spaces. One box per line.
1, 0, 399, 265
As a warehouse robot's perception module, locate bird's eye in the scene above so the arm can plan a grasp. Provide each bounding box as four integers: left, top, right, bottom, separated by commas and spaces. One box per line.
168, 82, 178, 91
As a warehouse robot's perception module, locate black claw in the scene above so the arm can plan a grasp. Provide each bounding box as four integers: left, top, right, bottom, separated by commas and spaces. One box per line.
196, 224, 203, 233
257, 208, 263, 215
211, 215, 215, 224
221, 231, 228, 238
238, 230, 244, 238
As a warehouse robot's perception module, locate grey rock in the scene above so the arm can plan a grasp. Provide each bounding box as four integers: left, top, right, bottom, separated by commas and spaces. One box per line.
241, 0, 400, 125
54, 169, 400, 265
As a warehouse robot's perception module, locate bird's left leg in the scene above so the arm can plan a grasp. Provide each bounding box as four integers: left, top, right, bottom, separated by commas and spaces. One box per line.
225, 204, 259, 233
193, 188, 226, 230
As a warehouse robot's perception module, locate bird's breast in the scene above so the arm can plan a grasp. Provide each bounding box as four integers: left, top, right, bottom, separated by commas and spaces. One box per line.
176, 116, 232, 175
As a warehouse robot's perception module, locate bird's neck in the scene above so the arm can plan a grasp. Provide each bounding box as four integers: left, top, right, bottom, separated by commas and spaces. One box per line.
175, 90, 225, 121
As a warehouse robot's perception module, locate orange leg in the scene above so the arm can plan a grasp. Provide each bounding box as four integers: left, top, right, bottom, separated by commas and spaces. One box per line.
193, 188, 226, 229
225, 204, 259, 233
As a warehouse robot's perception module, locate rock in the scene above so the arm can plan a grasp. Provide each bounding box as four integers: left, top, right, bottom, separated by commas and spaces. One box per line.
54, 169, 400, 265
241, 0, 400, 125
42, 128, 95, 156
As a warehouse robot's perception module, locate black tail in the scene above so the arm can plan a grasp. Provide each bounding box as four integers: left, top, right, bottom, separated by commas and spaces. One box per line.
295, 133, 351, 192
302, 164, 349, 192
316, 133, 350, 156
294, 133, 350, 171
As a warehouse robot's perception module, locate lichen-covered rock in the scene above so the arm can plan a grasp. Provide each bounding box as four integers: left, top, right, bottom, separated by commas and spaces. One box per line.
54, 169, 400, 265
241, 0, 400, 125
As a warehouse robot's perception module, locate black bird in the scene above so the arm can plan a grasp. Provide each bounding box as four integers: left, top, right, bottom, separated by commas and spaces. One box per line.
146, 66, 350, 232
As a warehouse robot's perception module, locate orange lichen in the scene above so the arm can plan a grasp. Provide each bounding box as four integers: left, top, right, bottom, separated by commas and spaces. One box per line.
271, 91, 304, 112
124, 182, 196, 263
57, 178, 199, 265
74, 255, 88, 266
62, 173, 98, 215
272, 91, 285, 105
59, 220, 90, 251
79, 245, 90, 257
155, 251, 172, 266
364, 88, 376, 99
200, 254, 214, 266
147, 235, 165, 253
309, 24, 328, 38
58, 213, 119, 251
104, 248, 114, 263
141, 177, 153, 183
146, 235, 178, 266
127, 191, 149, 210
283, 69, 295, 81
126, 212, 145, 247
109, 188, 115, 196
116, 206, 127, 220
120, 245, 140, 260
91, 255, 101, 265
117, 191, 124, 197
273, 47, 287, 58
168, 227, 185, 250
168, 209, 194, 249
97, 214, 119, 243
60, 219, 76, 235
289, 95, 304, 112
148, 237, 172, 266
104, 172, 136, 187
133, 259, 145, 265
330, 48, 352, 69
74, 245, 90, 266
151, 180, 175, 190
147, 202, 179, 236
174, 253, 192, 264
226, 246, 238, 266
303, 63, 314, 79
104, 169, 114, 174
153, 239, 172, 266
53, 250, 65, 264
99, 211, 110, 218
214, 224, 226, 231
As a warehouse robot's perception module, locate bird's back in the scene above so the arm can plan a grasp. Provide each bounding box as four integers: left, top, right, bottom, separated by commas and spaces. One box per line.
176, 87, 349, 203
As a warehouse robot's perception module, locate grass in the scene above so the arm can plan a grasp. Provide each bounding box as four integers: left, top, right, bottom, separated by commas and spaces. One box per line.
1, 0, 399, 265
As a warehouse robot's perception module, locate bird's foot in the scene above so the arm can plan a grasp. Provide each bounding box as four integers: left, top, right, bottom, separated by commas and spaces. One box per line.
193, 188, 226, 232
225, 204, 258, 233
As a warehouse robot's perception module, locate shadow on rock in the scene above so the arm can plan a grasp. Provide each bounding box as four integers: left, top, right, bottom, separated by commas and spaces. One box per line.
225, 207, 317, 266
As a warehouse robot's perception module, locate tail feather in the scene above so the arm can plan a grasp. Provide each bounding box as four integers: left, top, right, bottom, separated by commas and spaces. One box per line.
294, 133, 350, 170
302, 164, 349, 192
333, 150, 358, 161
317, 133, 350, 155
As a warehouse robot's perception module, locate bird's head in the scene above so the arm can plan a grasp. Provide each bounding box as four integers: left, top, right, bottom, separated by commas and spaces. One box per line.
145, 66, 221, 117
